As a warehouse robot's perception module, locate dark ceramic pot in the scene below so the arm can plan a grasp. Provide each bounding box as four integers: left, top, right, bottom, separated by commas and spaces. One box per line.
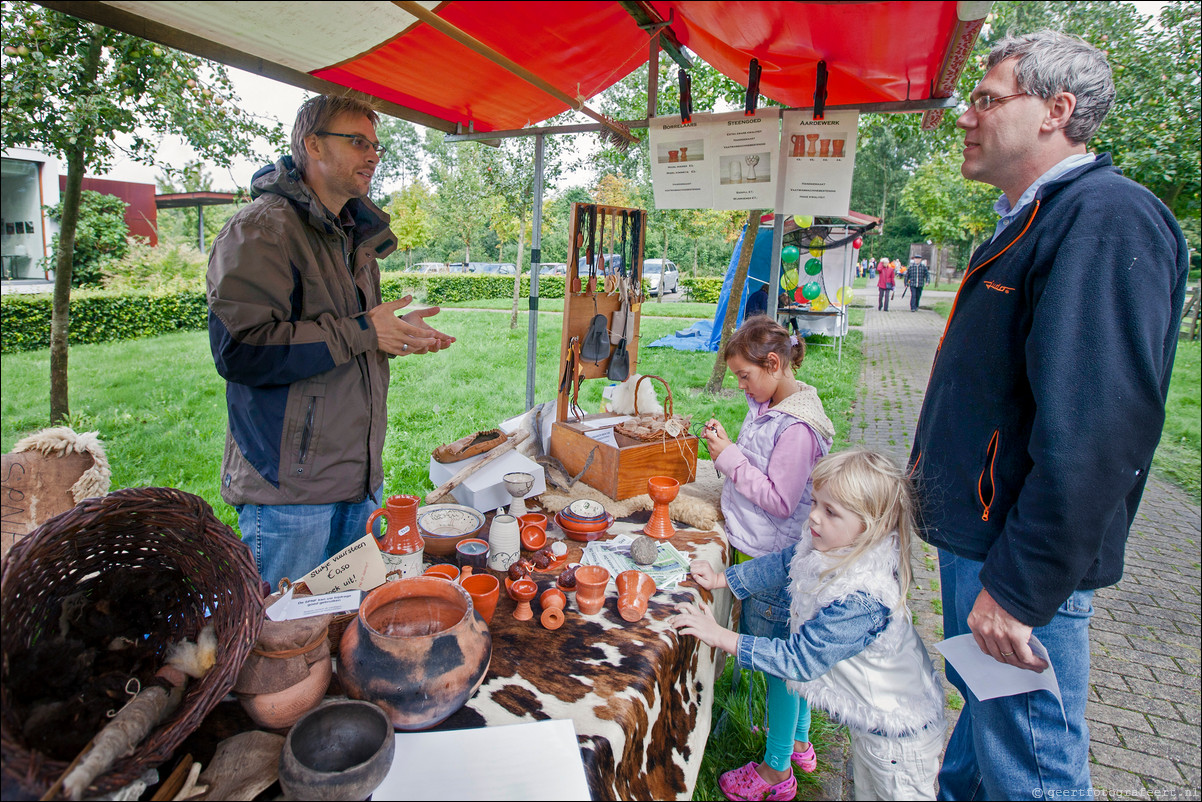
279, 700, 394, 801
339, 577, 492, 731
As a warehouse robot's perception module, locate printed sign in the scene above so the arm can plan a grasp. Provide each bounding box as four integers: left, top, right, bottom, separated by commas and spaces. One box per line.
781, 110, 860, 216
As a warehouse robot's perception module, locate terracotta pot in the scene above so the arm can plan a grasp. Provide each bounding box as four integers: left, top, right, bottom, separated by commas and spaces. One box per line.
555, 511, 614, 543
238, 646, 332, 730
508, 577, 538, 621
460, 573, 500, 624
279, 699, 394, 801
339, 577, 492, 731
644, 476, 680, 540
518, 512, 548, 533
540, 587, 567, 630
520, 524, 548, 552
574, 565, 610, 615
423, 564, 460, 582
367, 494, 424, 579
615, 570, 657, 622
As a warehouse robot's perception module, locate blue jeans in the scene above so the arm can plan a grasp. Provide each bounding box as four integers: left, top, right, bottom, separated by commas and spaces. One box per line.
938, 550, 1094, 801
238, 487, 382, 587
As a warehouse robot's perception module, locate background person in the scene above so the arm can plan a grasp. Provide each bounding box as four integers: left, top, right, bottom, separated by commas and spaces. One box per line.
876, 258, 895, 311
207, 95, 455, 586
908, 31, 1189, 800
906, 258, 930, 312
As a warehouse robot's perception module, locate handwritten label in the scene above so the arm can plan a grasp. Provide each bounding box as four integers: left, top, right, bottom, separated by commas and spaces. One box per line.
300, 533, 387, 594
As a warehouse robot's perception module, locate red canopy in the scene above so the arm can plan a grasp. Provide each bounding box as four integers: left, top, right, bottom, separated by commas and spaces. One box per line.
43, 1, 986, 133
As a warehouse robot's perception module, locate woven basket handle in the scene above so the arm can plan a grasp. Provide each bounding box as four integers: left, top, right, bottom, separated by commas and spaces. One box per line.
631, 374, 672, 421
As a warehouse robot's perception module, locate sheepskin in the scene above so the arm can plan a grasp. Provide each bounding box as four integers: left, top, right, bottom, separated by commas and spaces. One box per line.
536, 459, 723, 531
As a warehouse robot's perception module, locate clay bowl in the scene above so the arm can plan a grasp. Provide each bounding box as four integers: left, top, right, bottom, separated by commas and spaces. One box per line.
565, 498, 608, 521
555, 511, 614, 542
417, 503, 486, 559
279, 699, 395, 801
521, 524, 548, 551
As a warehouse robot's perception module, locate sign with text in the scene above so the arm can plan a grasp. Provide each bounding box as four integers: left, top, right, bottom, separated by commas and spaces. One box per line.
781, 110, 859, 217
300, 532, 387, 594
649, 111, 779, 210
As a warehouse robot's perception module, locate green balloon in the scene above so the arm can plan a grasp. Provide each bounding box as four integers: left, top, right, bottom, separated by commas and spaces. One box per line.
802, 281, 821, 300
804, 257, 823, 276
782, 245, 801, 263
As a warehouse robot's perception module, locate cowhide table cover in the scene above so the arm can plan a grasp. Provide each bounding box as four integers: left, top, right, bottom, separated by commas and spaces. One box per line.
433, 510, 733, 800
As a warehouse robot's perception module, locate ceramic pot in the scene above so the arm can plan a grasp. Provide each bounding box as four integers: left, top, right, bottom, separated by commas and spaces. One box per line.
644, 476, 680, 540
574, 565, 610, 616
423, 564, 459, 582
540, 587, 567, 630
521, 524, 548, 552
279, 699, 394, 801
615, 570, 657, 622
339, 577, 492, 731
508, 577, 538, 621
487, 514, 521, 572
366, 494, 424, 579
518, 512, 548, 533
460, 573, 500, 624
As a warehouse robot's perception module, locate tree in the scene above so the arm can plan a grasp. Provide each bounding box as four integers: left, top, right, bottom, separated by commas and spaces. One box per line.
46, 190, 129, 287
426, 129, 494, 264
375, 115, 423, 190
154, 159, 244, 249
2, 2, 284, 423
901, 147, 998, 263
386, 181, 434, 268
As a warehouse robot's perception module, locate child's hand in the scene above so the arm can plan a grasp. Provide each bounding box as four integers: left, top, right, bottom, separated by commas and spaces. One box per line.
703, 418, 732, 459
671, 602, 737, 653
689, 559, 726, 590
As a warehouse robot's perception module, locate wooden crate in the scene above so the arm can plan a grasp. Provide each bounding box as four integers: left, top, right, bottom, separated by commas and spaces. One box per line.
550, 415, 698, 501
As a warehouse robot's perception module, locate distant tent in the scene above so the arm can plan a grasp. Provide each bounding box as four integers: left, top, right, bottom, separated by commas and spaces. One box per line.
705, 224, 778, 351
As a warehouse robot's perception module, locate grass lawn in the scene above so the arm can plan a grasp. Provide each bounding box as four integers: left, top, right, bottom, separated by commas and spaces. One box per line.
930, 302, 1200, 500
1, 304, 864, 802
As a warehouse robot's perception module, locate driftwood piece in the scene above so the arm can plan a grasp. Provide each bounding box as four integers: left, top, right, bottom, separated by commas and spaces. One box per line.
191, 731, 285, 802
149, 754, 194, 802
425, 430, 528, 504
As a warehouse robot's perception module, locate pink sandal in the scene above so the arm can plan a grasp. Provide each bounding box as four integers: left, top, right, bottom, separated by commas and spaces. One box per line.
718, 761, 797, 801
792, 742, 817, 773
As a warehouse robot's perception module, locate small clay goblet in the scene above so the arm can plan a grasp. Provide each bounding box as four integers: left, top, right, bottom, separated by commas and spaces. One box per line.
644, 476, 680, 540
615, 570, 657, 622
508, 577, 538, 621
574, 565, 610, 616
540, 587, 568, 630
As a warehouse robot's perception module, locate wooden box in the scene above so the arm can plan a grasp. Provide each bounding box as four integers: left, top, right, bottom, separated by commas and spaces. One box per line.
550, 415, 698, 501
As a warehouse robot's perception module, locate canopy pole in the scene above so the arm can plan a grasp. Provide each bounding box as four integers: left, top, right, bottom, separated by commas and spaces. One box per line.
647, 34, 659, 119
767, 111, 789, 321
396, 1, 636, 145
525, 132, 545, 410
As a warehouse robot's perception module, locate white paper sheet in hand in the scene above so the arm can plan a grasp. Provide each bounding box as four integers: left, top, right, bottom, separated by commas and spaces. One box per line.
935, 634, 1067, 727
374, 719, 591, 801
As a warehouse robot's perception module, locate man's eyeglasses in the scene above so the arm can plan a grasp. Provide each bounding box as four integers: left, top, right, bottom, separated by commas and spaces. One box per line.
315, 131, 387, 155
969, 92, 1031, 113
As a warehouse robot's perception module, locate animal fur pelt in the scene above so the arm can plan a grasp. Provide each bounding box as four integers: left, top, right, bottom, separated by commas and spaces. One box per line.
609, 374, 663, 416
12, 426, 111, 502
536, 459, 724, 531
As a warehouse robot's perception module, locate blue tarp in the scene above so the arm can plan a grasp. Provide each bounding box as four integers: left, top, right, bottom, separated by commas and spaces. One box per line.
647, 319, 714, 351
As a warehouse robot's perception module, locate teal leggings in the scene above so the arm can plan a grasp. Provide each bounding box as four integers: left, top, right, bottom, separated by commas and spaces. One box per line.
764, 673, 812, 771
733, 551, 812, 772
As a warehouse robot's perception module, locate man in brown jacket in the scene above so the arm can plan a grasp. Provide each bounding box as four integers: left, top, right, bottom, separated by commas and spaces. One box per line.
207, 95, 453, 585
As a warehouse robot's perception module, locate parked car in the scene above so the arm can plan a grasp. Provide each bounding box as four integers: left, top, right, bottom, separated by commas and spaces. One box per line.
642, 259, 679, 295
538, 262, 568, 276
414, 262, 448, 274
468, 262, 517, 275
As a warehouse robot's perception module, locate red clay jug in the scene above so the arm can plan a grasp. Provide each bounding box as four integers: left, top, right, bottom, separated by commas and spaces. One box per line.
367, 494, 424, 579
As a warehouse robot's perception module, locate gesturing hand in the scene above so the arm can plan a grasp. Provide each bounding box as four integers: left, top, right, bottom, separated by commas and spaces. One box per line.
671, 602, 738, 654
689, 559, 726, 591
967, 588, 1049, 672
368, 296, 456, 357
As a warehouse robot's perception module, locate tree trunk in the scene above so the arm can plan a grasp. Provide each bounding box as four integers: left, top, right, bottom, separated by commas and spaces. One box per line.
705, 210, 761, 394
49, 28, 105, 424
658, 221, 669, 303
510, 214, 526, 329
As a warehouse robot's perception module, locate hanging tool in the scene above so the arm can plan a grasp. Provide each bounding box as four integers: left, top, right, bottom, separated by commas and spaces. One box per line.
571, 206, 586, 294
591, 207, 604, 294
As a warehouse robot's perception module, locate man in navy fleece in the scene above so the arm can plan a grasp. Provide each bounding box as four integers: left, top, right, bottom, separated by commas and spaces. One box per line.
908, 31, 1189, 801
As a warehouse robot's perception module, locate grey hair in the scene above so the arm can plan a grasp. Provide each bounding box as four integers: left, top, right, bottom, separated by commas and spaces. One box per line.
986, 31, 1115, 144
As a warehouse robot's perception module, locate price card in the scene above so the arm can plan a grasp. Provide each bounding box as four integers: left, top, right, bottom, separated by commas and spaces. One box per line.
300, 533, 387, 594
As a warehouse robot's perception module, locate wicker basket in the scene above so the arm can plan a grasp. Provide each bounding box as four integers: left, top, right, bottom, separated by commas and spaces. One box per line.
614, 375, 692, 442
0, 487, 264, 799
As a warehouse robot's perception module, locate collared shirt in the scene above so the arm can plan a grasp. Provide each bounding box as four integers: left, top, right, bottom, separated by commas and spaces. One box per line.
991, 153, 1096, 242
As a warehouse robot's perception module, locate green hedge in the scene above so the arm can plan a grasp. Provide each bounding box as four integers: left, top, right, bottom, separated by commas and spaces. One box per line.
1, 289, 208, 353
381, 273, 569, 304
681, 277, 725, 304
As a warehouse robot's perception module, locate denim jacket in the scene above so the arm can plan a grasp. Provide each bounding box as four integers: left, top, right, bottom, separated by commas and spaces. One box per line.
726, 543, 889, 681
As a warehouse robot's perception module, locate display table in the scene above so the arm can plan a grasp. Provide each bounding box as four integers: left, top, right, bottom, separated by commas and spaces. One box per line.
434, 508, 732, 801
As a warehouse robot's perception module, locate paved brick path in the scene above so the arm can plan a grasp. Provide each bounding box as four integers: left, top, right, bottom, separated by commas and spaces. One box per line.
833, 297, 1201, 801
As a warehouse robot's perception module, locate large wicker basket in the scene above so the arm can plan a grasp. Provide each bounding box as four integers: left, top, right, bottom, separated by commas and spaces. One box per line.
0, 487, 263, 799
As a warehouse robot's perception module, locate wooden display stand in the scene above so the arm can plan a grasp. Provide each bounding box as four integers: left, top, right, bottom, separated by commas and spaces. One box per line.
549, 203, 698, 500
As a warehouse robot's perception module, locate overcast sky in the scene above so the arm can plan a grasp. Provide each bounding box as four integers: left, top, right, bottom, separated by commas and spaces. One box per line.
98, 0, 1169, 193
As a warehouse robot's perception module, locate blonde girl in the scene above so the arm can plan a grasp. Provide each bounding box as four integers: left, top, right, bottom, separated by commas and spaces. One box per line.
673, 449, 946, 801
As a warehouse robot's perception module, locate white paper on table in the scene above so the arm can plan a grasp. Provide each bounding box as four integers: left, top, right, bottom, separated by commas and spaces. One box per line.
265, 586, 295, 622
584, 427, 619, 448
935, 634, 1067, 728
375, 719, 590, 801
581, 415, 632, 429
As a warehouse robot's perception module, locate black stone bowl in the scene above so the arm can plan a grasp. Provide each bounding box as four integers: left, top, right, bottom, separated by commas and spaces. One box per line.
279, 700, 394, 801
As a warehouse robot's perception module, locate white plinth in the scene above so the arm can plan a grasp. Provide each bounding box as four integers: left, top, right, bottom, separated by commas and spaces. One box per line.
428, 449, 546, 513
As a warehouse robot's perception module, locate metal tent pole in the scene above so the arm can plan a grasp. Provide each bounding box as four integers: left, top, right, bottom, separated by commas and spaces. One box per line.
767, 111, 788, 320
525, 132, 545, 410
